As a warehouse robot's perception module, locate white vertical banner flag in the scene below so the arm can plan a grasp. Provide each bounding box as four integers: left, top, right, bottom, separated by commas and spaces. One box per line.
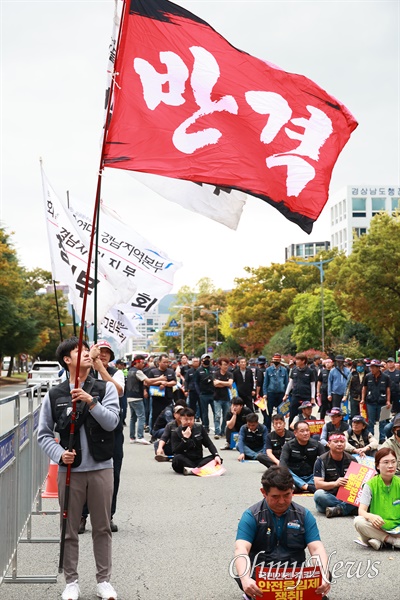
100, 308, 143, 346
41, 168, 121, 324
68, 198, 182, 319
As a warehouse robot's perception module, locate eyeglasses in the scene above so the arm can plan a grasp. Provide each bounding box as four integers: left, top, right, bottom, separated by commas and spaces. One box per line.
380, 460, 397, 466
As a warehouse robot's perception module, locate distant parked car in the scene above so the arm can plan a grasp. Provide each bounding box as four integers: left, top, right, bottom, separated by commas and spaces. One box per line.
27, 361, 62, 392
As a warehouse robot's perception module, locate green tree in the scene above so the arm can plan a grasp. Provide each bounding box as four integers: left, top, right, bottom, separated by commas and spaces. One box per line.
0, 228, 72, 371
288, 289, 347, 352
263, 324, 296, 359
226, 261, 323, 353
328, 212, 400, 353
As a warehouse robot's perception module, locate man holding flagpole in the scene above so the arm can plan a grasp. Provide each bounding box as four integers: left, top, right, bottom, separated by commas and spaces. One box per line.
38, 337, 120, 600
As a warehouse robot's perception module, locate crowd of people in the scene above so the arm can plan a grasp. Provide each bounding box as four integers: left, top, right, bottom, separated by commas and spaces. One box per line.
37, 340, 400, 600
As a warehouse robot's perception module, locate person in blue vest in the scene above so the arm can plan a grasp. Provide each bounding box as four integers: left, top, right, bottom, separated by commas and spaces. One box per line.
233, 466, 331, 599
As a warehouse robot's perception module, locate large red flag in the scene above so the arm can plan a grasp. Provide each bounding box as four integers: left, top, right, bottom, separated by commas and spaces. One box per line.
103, 0, 358, 233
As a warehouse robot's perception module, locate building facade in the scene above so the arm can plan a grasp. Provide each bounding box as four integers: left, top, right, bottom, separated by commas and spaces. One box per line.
330, 185, 400, 255
285, 241, 330, 261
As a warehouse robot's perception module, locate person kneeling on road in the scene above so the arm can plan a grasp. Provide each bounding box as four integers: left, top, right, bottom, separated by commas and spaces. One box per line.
233, 466, 331, 600
171, 407, 221, 475
313, 432, 358, 518
237, 413, 267, 461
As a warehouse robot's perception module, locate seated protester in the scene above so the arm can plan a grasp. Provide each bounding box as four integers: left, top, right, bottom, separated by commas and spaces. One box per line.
290, 401, 316, 426
319, 407, 349, 447
290, 401, 320, 440
220, 397, 252, 451
237, 413, 268, 462
382, 413, 400, 475
313, 432, 358, 518
151, 402, 175, 441
154, 404, 186, 461
280, 421, 324, 493
234, 466, 331, 600
355, 447, 400, 550
170, 408, 221, 475
257, 413, 294, 468
345, 415, 378, 457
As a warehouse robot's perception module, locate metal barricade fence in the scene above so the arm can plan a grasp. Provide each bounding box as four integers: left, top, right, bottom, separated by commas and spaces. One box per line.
0, 383, 58, 585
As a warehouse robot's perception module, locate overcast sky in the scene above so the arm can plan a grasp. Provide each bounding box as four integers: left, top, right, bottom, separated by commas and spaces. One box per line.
1, 0, 399, 292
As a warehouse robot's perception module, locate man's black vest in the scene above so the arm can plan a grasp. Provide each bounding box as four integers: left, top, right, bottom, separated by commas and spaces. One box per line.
249, 499, 307, 566
242, 424, 265, 451
318, 450, 354, 495
284, 438, 320, 477
196, 366, 214, 394
364, 372, 390, 405
126, 366, 144, 398
49, 376, 114, 467
326, 421, 349, 435
268, 430, 293, 459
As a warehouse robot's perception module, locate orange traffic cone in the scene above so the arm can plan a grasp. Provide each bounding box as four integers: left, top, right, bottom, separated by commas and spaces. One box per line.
42, 460, 59, 498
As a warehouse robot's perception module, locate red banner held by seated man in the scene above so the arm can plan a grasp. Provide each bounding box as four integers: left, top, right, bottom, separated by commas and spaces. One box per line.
103, 0, 358, 233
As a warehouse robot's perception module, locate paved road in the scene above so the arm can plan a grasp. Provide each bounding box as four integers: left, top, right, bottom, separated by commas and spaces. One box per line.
0, 424, 397, 600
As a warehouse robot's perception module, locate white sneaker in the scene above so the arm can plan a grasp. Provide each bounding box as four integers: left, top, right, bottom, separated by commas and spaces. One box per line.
129, 438, 136, 444
96, 581, 118, 599
136, 438, 151, 445
62, 580, 80, 600
368, 538, 382, 550
183, 467, 194, 476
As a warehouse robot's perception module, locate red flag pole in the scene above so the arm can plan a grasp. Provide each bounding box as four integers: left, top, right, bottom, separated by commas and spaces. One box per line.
58, 0, 128, 573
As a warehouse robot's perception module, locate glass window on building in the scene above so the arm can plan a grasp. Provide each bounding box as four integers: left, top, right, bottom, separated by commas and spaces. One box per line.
343, 199, 347, 218
304, 245, 314, 257
352, 197, 366, 218
371, 197, 386, 215
334, 204, 338, 223
296, 244, 303, 256
354, 227, 367, 238
331, 207, 334, 225
392, 197, 400, 213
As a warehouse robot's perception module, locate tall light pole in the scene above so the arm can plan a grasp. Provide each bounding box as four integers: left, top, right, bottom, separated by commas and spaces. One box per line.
174, 304, 204, 355
290, 256, 333, 353
201, 309, 221, 344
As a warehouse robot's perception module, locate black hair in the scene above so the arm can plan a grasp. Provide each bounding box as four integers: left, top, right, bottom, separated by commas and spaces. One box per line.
231, 397, 244, 406
261, 466, 294, 493
180, 407, 195, 418
272, 413, 285, 423
56, 337, 90, 371
246, 412, 259, 423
